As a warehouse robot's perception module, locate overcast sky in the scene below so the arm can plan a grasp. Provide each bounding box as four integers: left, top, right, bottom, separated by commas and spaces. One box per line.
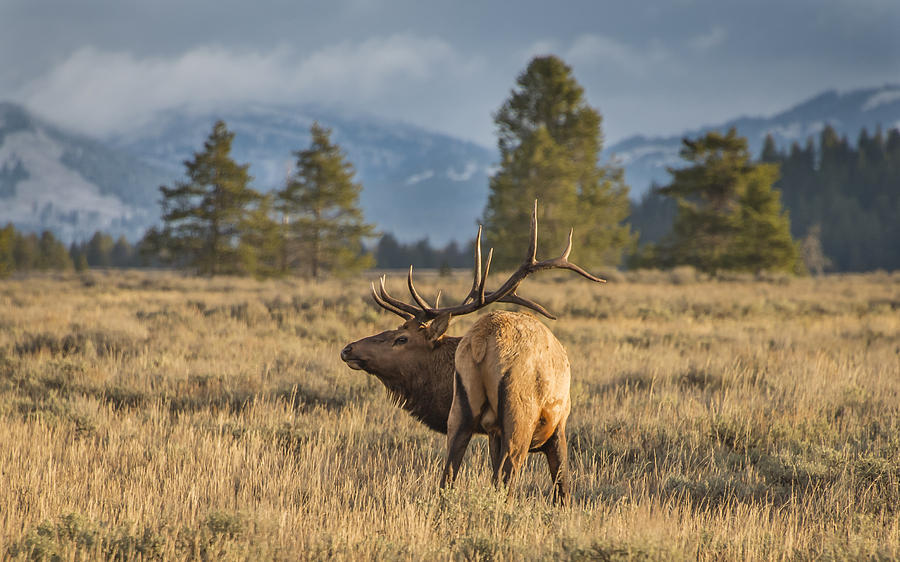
1, 0, 898, 147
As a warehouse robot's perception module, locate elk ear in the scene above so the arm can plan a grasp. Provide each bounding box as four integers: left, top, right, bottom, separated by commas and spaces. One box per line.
425, 312, 452, 342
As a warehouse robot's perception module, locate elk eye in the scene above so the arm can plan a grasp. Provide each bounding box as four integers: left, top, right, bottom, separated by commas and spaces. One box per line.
393, 336, 408, 346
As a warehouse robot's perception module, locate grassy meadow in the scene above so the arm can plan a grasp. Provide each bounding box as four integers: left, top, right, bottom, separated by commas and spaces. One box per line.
0, 268, 898, 560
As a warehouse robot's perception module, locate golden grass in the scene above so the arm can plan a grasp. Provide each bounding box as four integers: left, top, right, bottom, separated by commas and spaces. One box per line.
0, 268, 898, 560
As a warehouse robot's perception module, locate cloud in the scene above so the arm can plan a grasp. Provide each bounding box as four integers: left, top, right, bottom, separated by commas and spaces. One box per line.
17, 34, 482, 138
689, 26, 727, 51
405, 169, 434, 185
446, 161, 479, 181
563, 34, 669, 77
519, 39, 559, 64
520, 34, 670, 79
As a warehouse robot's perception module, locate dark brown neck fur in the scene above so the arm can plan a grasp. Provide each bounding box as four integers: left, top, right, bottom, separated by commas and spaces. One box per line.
372, 336, 460, 434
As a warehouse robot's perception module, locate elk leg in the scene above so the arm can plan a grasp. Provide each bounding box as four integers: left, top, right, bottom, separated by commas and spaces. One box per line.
542, 424, 570, 504
494, 374, 530, 491
441, 426, 473, 488
496, 441, 528, 491
489, 434, 503, 484
440, 372, 476, 488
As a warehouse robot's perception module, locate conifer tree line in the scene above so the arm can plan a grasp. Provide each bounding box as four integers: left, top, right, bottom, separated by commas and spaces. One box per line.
2, 55, 896, 278
374, 234, 474, 271
629, 124, 900, 273
761, 126, 900, 272
0, 224, 144, 277
633, 128, 800, 274
0, 224, 73, 277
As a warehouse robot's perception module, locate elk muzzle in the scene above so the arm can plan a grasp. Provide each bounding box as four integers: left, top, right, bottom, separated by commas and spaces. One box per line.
340, 343, 366, 370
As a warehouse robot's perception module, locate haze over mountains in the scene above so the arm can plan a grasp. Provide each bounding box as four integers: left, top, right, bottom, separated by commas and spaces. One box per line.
0, 102, 167, 242
1, 84, 898, 245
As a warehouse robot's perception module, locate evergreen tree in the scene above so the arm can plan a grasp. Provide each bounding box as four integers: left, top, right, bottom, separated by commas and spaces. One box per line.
628, 183, 677, 246
136, 227, 166, 267
238, 194, 282, 278
158, 120, 262, 275
13, 232, 38, 270
275, 122, 375, 278
0, 223, 15, 277
658, 128, 798, 273
375, 233, 405, 269
75, 252, 89, 272
484, 55, 634, 269
36, 231, 72, 270
761, 134, 779, 163
111, 236, 135, 267
86, 231, 114, 267
729, 165, 799, 272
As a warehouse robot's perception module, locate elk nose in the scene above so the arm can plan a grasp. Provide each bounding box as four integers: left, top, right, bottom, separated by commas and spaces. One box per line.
340, 344, 353, 361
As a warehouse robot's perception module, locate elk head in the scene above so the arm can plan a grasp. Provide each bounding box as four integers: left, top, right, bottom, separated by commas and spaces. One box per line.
340, 313, 451, 379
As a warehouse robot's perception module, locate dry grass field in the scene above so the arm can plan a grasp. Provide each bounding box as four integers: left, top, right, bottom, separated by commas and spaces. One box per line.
0, 268, 898, 560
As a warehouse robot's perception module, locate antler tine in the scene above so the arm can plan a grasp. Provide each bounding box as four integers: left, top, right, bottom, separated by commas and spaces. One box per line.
407, 266, 434, 313
463, 225, 484, 305
561, 228, 573, 260
478, 248, 493, 305
371, 282, 414, 320
434, 290, 442, 309
378, 275, 421, 316
497, 293, 557, 320
532, 229, 607, 284
527, 199, 538, 264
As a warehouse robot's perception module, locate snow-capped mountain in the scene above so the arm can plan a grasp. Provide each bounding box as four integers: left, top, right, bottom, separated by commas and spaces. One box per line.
0, 102, 168, 242
607, 84, 900, 197
108, 105, 496, 245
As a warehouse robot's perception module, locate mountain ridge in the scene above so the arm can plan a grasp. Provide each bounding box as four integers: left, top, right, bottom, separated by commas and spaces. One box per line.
607, 84, 900, 196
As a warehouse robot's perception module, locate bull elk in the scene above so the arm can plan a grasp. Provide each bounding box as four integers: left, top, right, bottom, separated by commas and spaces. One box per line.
340, 201, 605, 501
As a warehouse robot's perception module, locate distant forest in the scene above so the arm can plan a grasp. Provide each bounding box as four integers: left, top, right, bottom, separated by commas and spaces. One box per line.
374, 234, 473, 271
629, 124, 900, 272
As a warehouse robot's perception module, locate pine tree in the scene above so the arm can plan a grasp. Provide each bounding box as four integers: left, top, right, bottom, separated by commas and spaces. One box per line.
761, 134, 779, 163
111, 236, 135, 267
86, 232, 114, 267
0, 223, 15, 277
36, 231, 72, 270
729, 165, 799, 273
13, 231, 38, 270
658, 128, 798, 273
275, 123, 375, 278
158, 120, 262, 275
484, 55, 634, 269
238, 194, 282, 278
375, 233, 405, 269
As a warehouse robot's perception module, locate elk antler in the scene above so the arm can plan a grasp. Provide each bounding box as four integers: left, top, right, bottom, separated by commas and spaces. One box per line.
371, 200, 606, 321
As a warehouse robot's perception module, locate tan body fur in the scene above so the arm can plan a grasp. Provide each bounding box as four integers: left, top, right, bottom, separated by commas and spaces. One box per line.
443, 311, 571, 499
